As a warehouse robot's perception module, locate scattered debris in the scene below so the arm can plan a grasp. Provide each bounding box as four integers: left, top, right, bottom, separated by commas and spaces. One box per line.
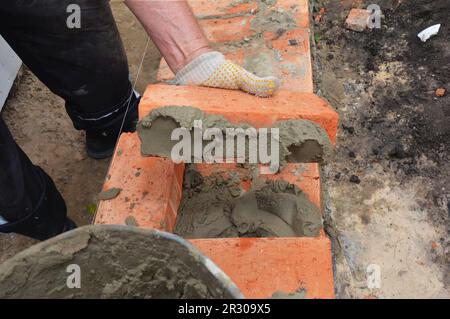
98, 187, 122, 200
387, 144, 410, 159
350, 175, 361, 184
342, 124, 355, 134
345, 9, 371, 32
73, 152, 86, 161
314, 8, 325, 23
417, 24, 441, 42
435, 88, 446, 97
431, 241, 439, 250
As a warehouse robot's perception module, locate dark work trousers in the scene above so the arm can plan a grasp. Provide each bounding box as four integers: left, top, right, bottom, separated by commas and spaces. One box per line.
0, 0, 134, 238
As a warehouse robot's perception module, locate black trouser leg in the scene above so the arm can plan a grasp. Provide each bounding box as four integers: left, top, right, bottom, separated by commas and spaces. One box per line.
0, 117, 42, 222
0, 117, 68, 240
0, 0, 136, 132
0, 0, 138, 239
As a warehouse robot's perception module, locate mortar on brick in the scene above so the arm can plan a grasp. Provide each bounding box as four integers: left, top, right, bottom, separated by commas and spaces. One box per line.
174, 165, 322, 239
137, 105, 332, 168
202, 0, 301, 76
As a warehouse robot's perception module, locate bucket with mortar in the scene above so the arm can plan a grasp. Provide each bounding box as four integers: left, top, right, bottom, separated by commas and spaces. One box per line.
0, 225, 243, 298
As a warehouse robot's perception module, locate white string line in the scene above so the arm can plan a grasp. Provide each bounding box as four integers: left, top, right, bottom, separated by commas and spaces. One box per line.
94, 36, 150, 220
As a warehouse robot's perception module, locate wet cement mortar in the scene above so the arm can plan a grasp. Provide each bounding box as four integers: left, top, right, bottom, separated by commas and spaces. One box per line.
138, 105, 332, 167
313, 0, 450, 298
98, 188, 122, 201
0, 226, 238, 298
174, 165, 322, 239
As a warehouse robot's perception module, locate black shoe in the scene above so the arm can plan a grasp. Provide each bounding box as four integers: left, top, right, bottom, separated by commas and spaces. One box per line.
86, 130, 120, 159
63, 218, 77, 232
85, 92, 140, 159
0, 167, 74, 241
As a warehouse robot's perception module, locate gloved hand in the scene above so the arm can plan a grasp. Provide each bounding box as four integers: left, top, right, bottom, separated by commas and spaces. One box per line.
174, 52, 280, 98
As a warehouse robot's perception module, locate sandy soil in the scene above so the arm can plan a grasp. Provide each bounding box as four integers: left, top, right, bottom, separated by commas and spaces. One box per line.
0, 2, 161, 263
314, 0, 449, 298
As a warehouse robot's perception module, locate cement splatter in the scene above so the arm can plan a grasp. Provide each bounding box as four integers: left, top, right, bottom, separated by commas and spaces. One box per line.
125, 216, 139, 227
250, 7, 297, 33
98, 188, 122, 201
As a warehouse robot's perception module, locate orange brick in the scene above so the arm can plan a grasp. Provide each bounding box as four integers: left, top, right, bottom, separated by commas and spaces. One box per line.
157, 0, 313, 92
157, 28, 313, 92
95, 0, 335, 299
345, 8, 371, 32
95, 151, 324, 230
268, 28, 312, 92
94, 133, 184, 232
140, 84, 339, 143
191, 236, 335, 299
272, 0, 310, 29
435, 88, 446, 97
189, 0, 309, 28
199, 15, 255, 43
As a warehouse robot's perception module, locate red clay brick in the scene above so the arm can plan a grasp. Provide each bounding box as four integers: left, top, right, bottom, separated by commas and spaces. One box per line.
273, 0, 310, 29
189, 0, 309, 28
157, 0, 313, 92
345, 8, 371, 32
191, 236, 335, 299
199, 15, 255, 43
94, 133, 184, 232
139, 84, 339, 143
188, 0, 258, 18
95, 139, 325, 231
157, 29, 313, 92
95, 0, 336, 299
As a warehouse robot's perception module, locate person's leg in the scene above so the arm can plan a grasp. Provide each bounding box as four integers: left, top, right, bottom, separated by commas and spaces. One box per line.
0, 117, 74, 240
0, 0, 139, 159
0, 0, 133, 239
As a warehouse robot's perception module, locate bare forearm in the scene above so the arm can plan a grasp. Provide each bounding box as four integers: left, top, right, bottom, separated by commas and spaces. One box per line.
125, 0, 212, 73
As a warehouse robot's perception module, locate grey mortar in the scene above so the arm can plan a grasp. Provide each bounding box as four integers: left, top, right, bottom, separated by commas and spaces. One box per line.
137, 106, 332, 169
174, 165, 322, 239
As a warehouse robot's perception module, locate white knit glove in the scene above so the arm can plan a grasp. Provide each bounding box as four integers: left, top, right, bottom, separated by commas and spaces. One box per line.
174, 51, 280, 97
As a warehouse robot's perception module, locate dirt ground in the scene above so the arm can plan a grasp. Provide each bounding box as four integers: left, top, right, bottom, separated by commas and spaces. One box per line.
0, 2, 161, 263
0, 0, 448, 299
314, 0, 449, 298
